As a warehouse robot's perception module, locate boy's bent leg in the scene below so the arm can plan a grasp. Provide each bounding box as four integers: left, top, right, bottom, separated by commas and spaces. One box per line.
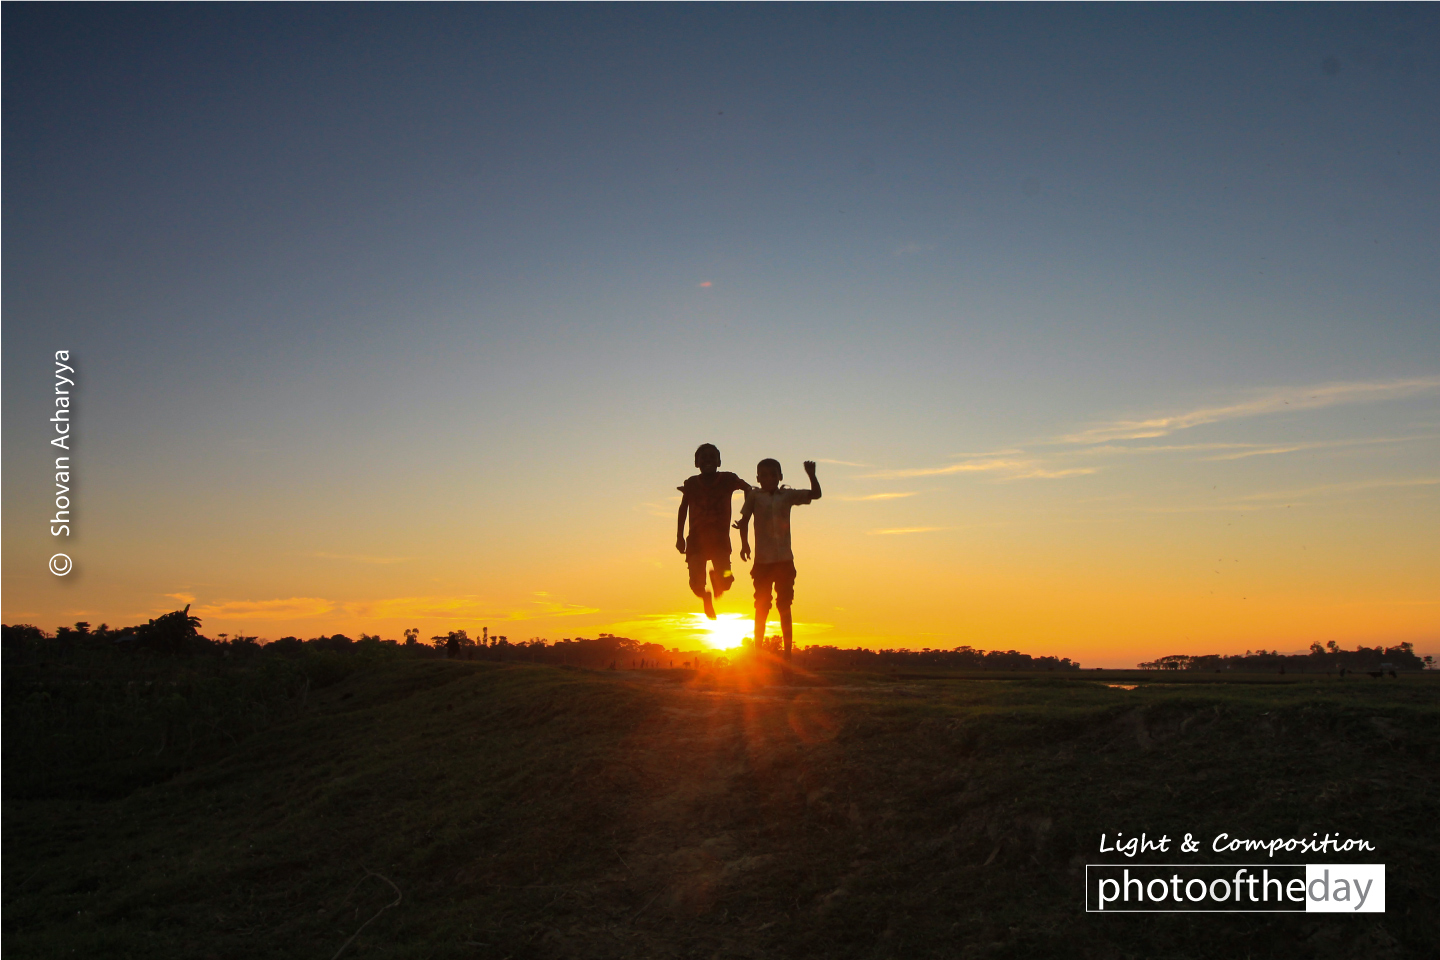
686, 554, 709, 598
709, 548, 736, 598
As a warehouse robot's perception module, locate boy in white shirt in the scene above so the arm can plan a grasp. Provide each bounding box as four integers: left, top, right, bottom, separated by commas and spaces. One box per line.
735, 458, 821, 661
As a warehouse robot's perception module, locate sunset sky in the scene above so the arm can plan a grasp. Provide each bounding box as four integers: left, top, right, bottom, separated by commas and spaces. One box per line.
4, 6, 1437, 666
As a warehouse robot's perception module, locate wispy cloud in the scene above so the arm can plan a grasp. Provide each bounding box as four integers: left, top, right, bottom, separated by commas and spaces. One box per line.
1233, 477, 1439, 502
192, 597, 336, 620
893, 242, 934, 256
1200, 444, 1315, 461
864, 457, 1096, 481
526, 596, 602, 618
638, 496, 682, 517
864, 458, 1030, 479
869, 526, 949, 535
844, 381, 1436, 504
311, 552, 413, 564
1105, 477, 1438, 513
1199, 435, 1436, 461
1073, 435, 1434, 462
1121, 503, 1285, 514
951, 448, 1025, 458
340, 593, 598, 621
816, 458, 875, 467
1082, 442, 1273, 456
340, 596, 493, 620
1059, 377, 1440, 444
1004, 467, 1100, 480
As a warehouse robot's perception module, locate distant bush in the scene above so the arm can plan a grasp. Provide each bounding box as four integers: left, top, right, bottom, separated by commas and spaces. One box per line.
1138, 642, 1428, 673
430, 633, 673, 668
795, 644, 1080, 671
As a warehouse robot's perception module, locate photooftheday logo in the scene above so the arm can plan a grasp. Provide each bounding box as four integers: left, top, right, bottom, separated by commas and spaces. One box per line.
1085, 864, 1384, 913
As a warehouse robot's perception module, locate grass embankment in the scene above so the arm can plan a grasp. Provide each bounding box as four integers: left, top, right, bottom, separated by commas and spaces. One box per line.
4, 658, 1437, 959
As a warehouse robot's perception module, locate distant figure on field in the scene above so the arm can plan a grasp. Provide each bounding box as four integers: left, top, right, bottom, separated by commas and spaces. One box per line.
676, 443, 751, 619
736, 459, 821, 661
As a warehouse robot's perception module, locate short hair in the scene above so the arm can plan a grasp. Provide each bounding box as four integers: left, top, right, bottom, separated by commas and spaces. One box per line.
695, 443, 720, 458
757, 458, 782, 474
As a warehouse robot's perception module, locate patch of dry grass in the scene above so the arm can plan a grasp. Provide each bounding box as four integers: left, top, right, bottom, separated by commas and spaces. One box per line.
4, 659, 1437, 958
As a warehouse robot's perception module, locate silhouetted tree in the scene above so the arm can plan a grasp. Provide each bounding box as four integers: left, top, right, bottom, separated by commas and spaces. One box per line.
1, 623, 48, 648
310, 633, 355, 652
431, 630, 473, 658
129, 605, 205, 656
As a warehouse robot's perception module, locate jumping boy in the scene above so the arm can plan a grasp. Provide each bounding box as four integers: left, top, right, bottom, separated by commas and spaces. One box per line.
735, 459, 821, 661
676, 443, 751, 619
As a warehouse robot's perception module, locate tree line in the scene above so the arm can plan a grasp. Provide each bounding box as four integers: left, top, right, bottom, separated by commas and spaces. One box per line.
1137, 641, 1431, 673
791, 645, 1080, 671
1, 613, 677, 671
3, 610, 1081, 672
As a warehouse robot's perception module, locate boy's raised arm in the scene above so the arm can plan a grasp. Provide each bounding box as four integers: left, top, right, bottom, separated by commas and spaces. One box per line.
805, 460, 822, 499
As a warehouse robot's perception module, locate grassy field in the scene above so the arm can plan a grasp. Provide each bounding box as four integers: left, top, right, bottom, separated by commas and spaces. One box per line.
4, 656, 1437, 959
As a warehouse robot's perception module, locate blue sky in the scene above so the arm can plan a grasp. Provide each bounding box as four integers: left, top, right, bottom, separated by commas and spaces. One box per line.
5, 5, 1437, 663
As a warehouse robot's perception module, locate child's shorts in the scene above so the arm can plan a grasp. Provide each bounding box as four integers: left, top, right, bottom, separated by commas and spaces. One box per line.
751, 560, 797, 608
686, 542, 733, 593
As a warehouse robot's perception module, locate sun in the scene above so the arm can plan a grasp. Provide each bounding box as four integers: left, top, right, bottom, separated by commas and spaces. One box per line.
693, 612, 751, 650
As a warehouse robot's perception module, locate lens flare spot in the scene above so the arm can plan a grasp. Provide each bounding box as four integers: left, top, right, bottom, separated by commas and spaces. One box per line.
695, 612, 749, 649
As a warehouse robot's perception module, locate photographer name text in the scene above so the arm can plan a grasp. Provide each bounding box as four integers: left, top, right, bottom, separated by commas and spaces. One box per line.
50, 350, 75, 576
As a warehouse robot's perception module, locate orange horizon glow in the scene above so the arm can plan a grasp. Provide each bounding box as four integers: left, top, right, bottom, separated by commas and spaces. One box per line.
4, 592, 1434, 669
5, 381, 1437, 670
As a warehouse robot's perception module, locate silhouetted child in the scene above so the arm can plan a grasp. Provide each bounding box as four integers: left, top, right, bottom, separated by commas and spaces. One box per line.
676, 443, 751, 619
736, 459, 821, 661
